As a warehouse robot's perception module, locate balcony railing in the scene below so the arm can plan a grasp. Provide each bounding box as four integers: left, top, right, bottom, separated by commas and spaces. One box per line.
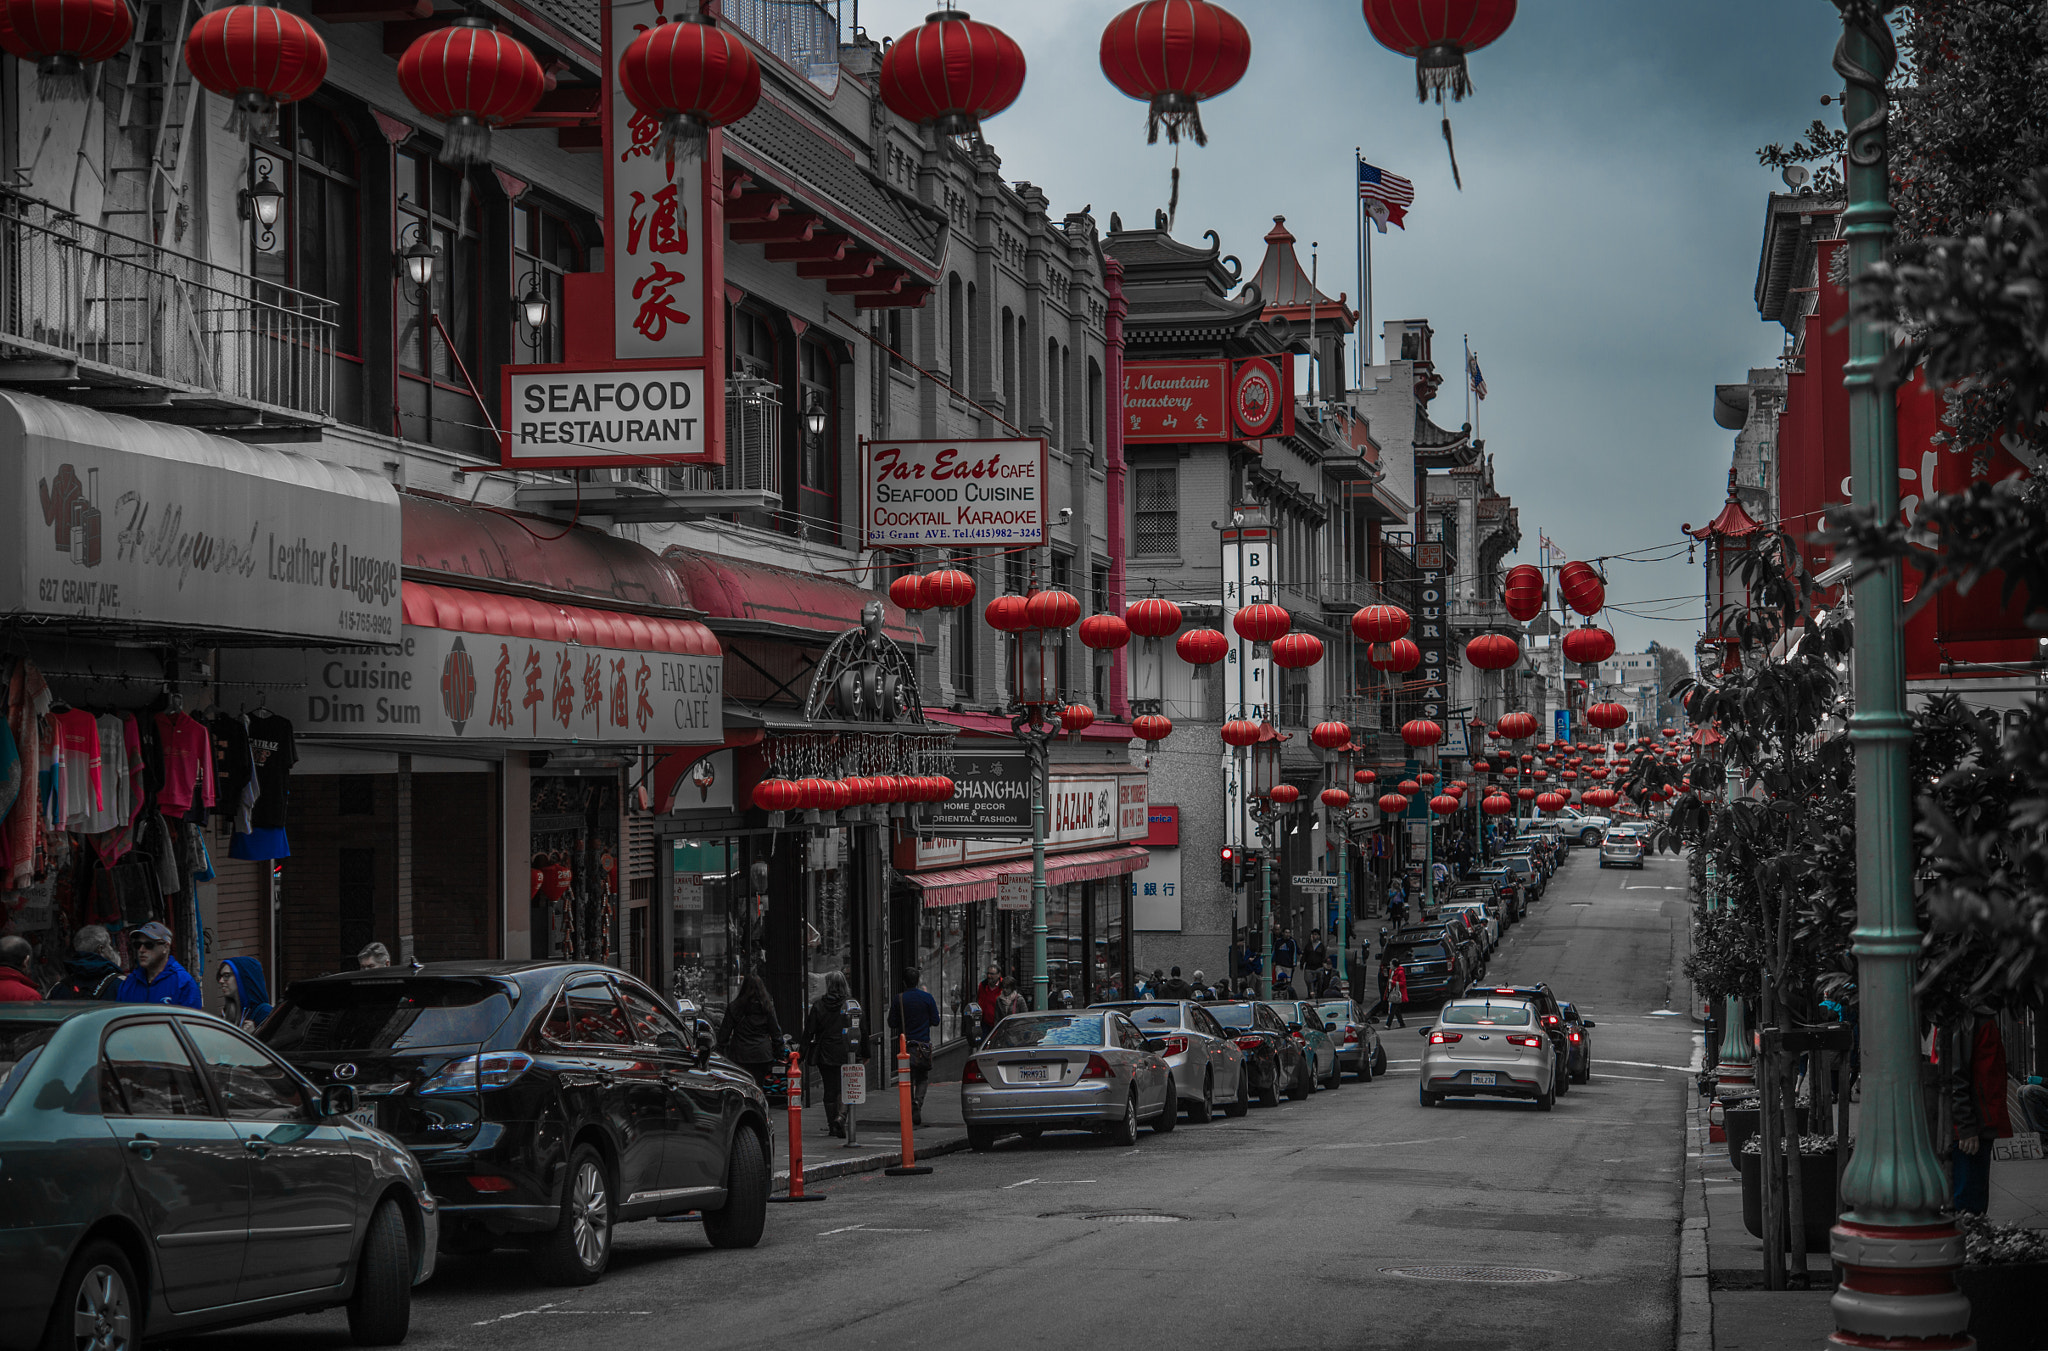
0, 189, 336, 423
723, 0, 841, 94
666, 374, 781, 500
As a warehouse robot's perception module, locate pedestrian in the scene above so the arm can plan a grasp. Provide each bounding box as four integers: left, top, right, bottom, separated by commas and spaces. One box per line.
1304, 930, 1330, 995
1272, 967, 1296, 999
801, 972, 864, 1139
2017, 1076, 2048, 1136
116, 923, 203, 1008
999, 975, 1027, 1018
718, 973, 786, 1089
215, 956, 273, 1030
47, 924, 122, 1000
1274, 928, 1299, 970
357, 942, 392, 970
888, 966, 940, 1127
1385, 962, 1408, 1029
1387, 882, 1408, 928
1940, 1006, 2014, 1216
976, 963, 1004, 1038
1189, 969, 1210, 1001
1160, 966, 1192, 1000
0, 934, 40, 1002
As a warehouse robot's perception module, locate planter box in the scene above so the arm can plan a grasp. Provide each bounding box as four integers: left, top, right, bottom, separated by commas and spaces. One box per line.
1724, 1105, 1810, 1166
1957, 1263, 2048, 1351
1738, 1148, 1839, 1250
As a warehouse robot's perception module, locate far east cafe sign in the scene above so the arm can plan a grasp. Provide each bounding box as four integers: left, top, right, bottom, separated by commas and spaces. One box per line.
498, 0, 723, 472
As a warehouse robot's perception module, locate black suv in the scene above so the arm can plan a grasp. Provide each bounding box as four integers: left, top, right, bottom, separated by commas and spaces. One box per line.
1380, 926, 1471, 1004
263, 962, 772, 1286
1476, 983, 1573, 1095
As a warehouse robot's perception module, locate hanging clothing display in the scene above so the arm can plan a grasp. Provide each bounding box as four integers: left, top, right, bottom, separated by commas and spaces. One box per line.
230, 711, 296, 862
155, 712, 215, 820
52, 708, 102, 830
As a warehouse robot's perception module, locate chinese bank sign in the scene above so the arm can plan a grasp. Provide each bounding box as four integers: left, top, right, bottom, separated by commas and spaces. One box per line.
231, 628, 722, 746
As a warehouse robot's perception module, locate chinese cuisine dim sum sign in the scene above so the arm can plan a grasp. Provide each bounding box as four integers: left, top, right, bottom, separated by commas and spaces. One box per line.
862, 438, 1048, 549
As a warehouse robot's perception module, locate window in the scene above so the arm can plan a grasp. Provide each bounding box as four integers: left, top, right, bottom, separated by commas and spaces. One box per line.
1005, 553, 1028, 598
184, 1023, 307, 1121
616, 981, 687, 1046
1046, 339, 1063, 447
542, 979, 630, 1046
101, 1022, 212, 1117
731, 307, 779, 379
251, 104, 361, 356
1281, 675, 1309, 727
966, 282, 979, 392
1087, 357, 1103, 448
1134, 466, 1179, 556
950, 555, 976, 701
797, 336, 839, 541
397, 148, 482, 387
513, 200, 584, 364
1091, 563, 1109, 615
886, 309, 907, 370
1001, 308, 1016, 407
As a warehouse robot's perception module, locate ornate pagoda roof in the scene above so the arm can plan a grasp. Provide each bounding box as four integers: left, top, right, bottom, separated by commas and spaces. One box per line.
1251, 217, 1355, 331
1685, 470, 1766, 540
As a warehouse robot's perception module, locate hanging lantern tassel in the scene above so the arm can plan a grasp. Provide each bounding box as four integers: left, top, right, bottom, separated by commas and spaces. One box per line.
1441, 114, 1462, 191
1148, 92, 1206, 147
227, 90, 279, 142
1415, 42, 1475, 103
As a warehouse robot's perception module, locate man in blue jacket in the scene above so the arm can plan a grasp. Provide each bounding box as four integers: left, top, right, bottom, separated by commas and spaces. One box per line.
116, 922, 203, 1009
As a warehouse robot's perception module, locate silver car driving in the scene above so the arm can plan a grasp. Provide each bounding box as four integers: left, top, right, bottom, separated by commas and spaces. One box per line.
1599, 827, 1645, 869
1093, 1001, 1252, 1120
961, 1012, 1175, 1149
1417, 996, 1561, 1110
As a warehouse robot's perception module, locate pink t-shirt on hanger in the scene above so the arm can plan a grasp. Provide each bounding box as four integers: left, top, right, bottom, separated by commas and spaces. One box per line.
155, 712, 215, 818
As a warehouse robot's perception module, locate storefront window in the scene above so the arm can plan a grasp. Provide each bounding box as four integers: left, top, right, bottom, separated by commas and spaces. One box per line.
530, 775, 619, 964
915, 902, 966, 1045
804, 829, 853, 1006
671, 836, 742, 1022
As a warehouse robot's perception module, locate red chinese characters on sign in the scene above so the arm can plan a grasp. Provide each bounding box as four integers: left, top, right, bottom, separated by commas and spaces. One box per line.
610, 658, 629, 728
630, 263, 692, 342
551, 651, 575, 729
634, 659, 654, 731
581, 655, 605, 721
627, 185, 688, 257
521, 648, 545, 732
1123, 360, 1228, 443
489, 644, 515, 730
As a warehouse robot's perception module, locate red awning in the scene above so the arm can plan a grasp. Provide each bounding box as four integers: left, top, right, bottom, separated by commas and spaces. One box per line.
403, 580, 719, 656
402, 493, 691, 610
662, 547, 921, 643
928, 709, 1137, 742
912, 845, 1151, 909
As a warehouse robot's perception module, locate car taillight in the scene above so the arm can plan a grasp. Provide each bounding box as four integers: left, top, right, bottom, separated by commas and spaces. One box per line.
962, 1058, 986, 1083
1234, 1036, 1264, 1053
1080, 1054, 1115, 1080
1543, 1014, 1561, 1028
466, 1175, 515, 1193
1569, 1032, 1582, 1043
1159, 1036, 1190, 1057
1508, 1035, 1544, 1048
1342, 1028, 1358, 1045
1429, 1031, 1462, 1045
419, 1051, 533, 1095
1290, 1031, 1305, 1043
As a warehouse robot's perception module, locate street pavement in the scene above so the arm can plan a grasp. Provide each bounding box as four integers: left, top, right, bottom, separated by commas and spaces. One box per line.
164, 846, 1702, 1351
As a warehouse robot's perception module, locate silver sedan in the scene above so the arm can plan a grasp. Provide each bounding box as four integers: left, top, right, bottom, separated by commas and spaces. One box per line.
1094, 1000, 1252, 1120
961, 1011, 1175, 1149
1417, 997, 1560, 1110
1312, 999, 1386, 1081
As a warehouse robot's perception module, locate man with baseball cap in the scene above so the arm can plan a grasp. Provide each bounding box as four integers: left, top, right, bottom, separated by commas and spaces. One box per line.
116, 922, 203, 1009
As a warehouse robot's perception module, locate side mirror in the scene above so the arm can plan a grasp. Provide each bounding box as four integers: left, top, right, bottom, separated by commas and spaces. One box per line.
695, 1030, 715, 1068
320, 1083, 359, 1118
1142, 1038, 1167, 1055
1581, 1018, 1596, 1028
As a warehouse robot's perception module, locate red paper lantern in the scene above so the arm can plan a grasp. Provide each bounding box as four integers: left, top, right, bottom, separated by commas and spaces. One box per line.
1350, 603, 1410, 643
617, 16, 762, 164
1561, 625, 1616, 666
1221, 718, 1261, 747
1369, 637, 1421, 673
1535, 791, 1566, 813
1060, 703, 1097, 734
1078, 613, 1130, 650
0, 0, 131, 90
1482, 794, 1513, 816
984, 593, 1032, 633
1098, 0, 1250, 145
1662, 728, 1681, 739
1232, 602, 1291, 644
1321, 788, 1351, 809
1417, 772, 1437, 787
931, 777, 957, 803
1354, 769, 1378, 786
1311, 721, 1351, 750
1397, 779, 1421, 797
1133, 714, 1174, 743
1464, 632, 1521, 671
1361, 0, 1515, 103
1501, 562, 1545, 622
793, 777, 829, 810
1267, 783, 1301, 805
751, 778, 801, 812
1516, 786, 1536, 801
1587, 702, 1628, 731
183, 5, 327, 138
925, 568, 977, 608
1271, 632, 1323, 669
1401, 719, 1443, 748
1494, 711, 1537, 740
878, 8, 1025, 138
1125, 596, 1184, 639
1177, 628, 1229, 665
890, 572, 934, 611
395, 18, 545, 166
1377, 792, 1410, 814
1429, 794, 1460, 816
1558, 560, 1606, 616
1025, 588, 1082, 630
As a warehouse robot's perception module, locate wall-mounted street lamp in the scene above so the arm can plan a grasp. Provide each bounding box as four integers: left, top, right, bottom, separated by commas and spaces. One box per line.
240, 158, 284, 250
802, 392, 828, 439
517, 270, 551, 352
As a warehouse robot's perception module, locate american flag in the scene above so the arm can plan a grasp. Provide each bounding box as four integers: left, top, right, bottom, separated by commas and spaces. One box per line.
1467, 349, 1487, 400
1358, 159, 1413, 232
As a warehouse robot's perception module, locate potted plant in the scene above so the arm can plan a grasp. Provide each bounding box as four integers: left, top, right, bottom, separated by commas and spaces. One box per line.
1738, 1132, 1844, 1250
1955, 1215, 2048, 1351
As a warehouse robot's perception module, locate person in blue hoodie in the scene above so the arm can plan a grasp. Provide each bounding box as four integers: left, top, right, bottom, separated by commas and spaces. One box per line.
216, 955, 272, 1030
115, 922, 203, 1009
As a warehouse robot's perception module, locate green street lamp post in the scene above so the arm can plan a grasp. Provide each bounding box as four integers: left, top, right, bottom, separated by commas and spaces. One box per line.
1827, 5, 1971, 1346
1250, 725, 1289, 1000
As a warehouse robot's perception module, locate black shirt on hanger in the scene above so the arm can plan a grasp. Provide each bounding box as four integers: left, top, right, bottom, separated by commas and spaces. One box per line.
245, 713, 297, 831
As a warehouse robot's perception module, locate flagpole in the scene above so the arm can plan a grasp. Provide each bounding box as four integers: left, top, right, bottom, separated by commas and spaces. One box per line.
1464, 334, 1471, 429
1355, 148, 1368, 381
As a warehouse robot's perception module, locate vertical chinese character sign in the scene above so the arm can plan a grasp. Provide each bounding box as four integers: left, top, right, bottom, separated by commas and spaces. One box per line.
611, 0, 705, 362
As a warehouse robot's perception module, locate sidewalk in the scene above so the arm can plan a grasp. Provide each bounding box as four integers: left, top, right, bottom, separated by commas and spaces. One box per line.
768, 1041, 973, 1194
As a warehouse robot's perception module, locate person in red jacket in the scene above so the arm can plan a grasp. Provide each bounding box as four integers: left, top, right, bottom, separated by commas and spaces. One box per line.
1941, 1008, 2015, 1216
0, 935, 42, 1001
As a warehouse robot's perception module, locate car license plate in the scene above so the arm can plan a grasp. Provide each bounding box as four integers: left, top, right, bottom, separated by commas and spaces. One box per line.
348, 1106, 378, 1129
1014, 1063, 1053, 1083
1469, 1073, 1497, 1086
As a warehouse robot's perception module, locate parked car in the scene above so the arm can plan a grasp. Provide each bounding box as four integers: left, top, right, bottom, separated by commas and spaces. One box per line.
1314, 999, 1386, 1080
961, 1011, 1175, 1148
1559, 1002, 1597, 1084
1470, 868, 1529, 921
1379, 931, 1468, 1005
1262, 1000, 1341, 1092
1493, 852, 1547, 900
1556, 806, 1613, 847
1439, 899, 1501, 954
1, 1002, 439, 1351
1599, 828, 1646, 869
1205, 1000, 1304, 1106
1094, 1000, 1251, 1120
261, 961, 770, 1287
1445, 883, 1511, 932
1417, 997, 1562, 1110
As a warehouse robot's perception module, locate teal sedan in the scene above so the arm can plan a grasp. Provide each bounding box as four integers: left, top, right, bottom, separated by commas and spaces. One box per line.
1260, 1000, 1344, 1094
0, 1002, 438, 1351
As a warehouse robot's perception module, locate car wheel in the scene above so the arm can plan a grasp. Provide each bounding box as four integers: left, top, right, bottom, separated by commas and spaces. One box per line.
1556, 1065, 1571, 1096
345, 1198, 413, 1346
968, 1125, 998, 1152
1536, 1082, 1555, 1112
42, 1239, 138, 1351
1190, 1071, 1215, 1123
1258, 1070, 1280, 1109
1110, 1091, 1140, 1146
1574, 1061, 1592, 1085
1224, 1069, 1251, 1117
703, 1129, 769, 1250
1287, 1059, 1310, 1101
1321, 1054, 1341, 1090
1419, 1087, 1441, 1107
1580, 828, 1600, 847
1152, 1077, 1177, 1134
1374, 1046, 1388, 1077
533, 1145, 613, 1285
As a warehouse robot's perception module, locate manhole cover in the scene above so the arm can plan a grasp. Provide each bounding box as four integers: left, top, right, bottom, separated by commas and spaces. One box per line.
1380, 1265, 1575, 1284
1041, 1212, 1185, 1224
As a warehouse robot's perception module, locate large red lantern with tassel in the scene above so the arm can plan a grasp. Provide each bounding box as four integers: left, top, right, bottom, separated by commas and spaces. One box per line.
1360, 0, 1515, 187
1, 0, 132, 92
396, 18, 545, 166
1098, 0, 1250, 146
1078, 613, 1130, 651
1561, 625, 1616, 666
1587, 702, 1629, 731
1133, 714, 1174, 743
1354, 769, 1377, 786
1270, 632, 1323, 669
878, 9, 1026, 138
1351, 603, 1410, 643
890, 572, 933, 612
1482, 793, 1513, 816
1501, 562, 1545, 622
1232, 602, 1290, 644
1494, 710, 1537, 740
1176, 628, 1229, 665
1025, 588, 1082, 630
1369, 637, 1421, 673
1558, 560, 1606, 616
1464, 632, 1520, 671
1220, 719, 1261, 747
751, 778, 801, 813
1125, 596, 1183, 639
1267, 783, 1300, 805
1401, 719, 1443, 748
1377, 792, 1410, 815
1310, 721, 1350, 750
1060, 703, 1096, 735
618, 16, 762, 165
1321, 788, 1351, 810
925, 568, 977, 608
1429, 794, 1460, 816
984, 593, 1031, 633
182, 5, 327, 139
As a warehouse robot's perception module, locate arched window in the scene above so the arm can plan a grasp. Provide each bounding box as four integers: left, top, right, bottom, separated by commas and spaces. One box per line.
947, 274, 964, 382
250, 103, 360, 356
1046, 338, 1063, 448
1087, 357, 1103, 448
1001, 307, 1016, 408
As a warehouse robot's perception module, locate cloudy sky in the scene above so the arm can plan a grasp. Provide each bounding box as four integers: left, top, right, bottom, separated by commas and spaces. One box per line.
854, 0, 1848, 652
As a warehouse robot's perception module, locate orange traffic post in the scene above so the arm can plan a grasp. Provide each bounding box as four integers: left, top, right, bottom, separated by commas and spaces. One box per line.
883, 1034, 931, 1177
769, 1050, 826, 1203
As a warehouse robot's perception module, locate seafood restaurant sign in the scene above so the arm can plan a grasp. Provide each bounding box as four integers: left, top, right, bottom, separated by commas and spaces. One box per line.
862, 438, 1048, 549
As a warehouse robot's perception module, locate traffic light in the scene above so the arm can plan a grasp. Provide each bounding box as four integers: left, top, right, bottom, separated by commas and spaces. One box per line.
1221, 845, 1243, 889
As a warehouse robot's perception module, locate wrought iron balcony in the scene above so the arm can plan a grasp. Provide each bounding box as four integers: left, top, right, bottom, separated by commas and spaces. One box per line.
723, 0, 842, 94
0, 189, 335, 427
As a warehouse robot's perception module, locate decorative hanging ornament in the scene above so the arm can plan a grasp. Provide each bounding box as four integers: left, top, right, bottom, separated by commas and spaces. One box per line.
1377, 792, 1410, 815
1354, 768, 1378, 785
1464, 632, 1520, 671
1320, 788, 1351, 810
1310, 721, 1351, 750
1133, 713, 1174, 743
396, 18, 545, 166
1561, 625, 1616, 666
983, 593, 1032, 633
1400, 719, 1443, 749
1360, 0, 1515, 189
1417, 772, 1437, 787
1098, 0, 1250, 146
890, 572, 934, 612
182, 4, 327, 140
1220, 718, 1261, 748
1350, 603, 1411, 643
1501, 562, 1545, 622
1270, 632, 1323, 670
618, 14, 762, 168
1494, 710, 1538, 740
1060, 703, 1096, 735
1482, 793, 1513, 816
1535, 791, 1566, 812
1429, 794, 1459, 816
1558, 560, 1606, 617
0, 0, 133, 97
1078, 613, 1131, 650
1368, 637, 1421, 673
1267, 783, 1300, 805
751, 778, 801, 812
1587, 702, 1629, 731
1176, 628, 1229, 665
924, 568, 977, 608
1232, 602, 1290, 644
878, 8, 1026, 139
1025, 588, 1082, 630
1396, 779, 1421, 797
1125, 596, 1184, 639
